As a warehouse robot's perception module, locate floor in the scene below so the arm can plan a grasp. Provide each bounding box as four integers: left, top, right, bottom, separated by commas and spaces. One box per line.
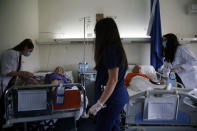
2, 117, 96, 131
77, 117, 96, 131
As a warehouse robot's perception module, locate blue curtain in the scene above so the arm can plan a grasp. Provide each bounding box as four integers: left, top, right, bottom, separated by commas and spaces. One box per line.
150, 0, 163, 71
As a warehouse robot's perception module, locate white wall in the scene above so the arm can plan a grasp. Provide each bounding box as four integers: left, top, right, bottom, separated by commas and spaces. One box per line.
38, 0, 149, 38
160, 0, 197, 38
160, 0, 197, 55
0, 0, 40, 72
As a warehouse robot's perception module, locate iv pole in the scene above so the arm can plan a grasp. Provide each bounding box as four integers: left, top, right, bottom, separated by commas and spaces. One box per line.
80, 17, 91, 118
82, 16, 91, 72
83, 17, 86, 65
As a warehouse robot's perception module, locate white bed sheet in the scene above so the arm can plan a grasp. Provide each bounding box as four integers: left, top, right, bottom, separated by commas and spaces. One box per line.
127, 76, 166, 97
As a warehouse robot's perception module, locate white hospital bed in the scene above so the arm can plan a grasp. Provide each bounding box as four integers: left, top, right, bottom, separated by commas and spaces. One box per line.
3, 81, 87, 131
122, 64, 197, 131
123, 88, 197, 131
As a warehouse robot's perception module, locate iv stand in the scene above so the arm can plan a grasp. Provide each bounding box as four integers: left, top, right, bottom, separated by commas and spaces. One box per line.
82, 16, 91, 72
83, 17, 86, 65
81, 17, 90, 118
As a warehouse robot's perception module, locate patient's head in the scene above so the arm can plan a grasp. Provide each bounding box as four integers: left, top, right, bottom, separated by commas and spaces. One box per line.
54, 66, 64, 76
132, 65, 142, 73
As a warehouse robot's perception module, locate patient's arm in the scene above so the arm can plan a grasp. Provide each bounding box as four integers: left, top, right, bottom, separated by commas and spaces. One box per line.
51, 79, 59, 91
51, 79, 59, 84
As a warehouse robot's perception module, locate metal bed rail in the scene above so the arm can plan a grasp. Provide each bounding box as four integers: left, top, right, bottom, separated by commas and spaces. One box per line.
130, 89, 197, 102
4, 83, 87, 125
125, 89, 197, 127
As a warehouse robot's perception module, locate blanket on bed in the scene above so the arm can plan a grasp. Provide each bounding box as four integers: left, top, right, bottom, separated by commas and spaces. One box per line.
45, 73, 71, 84
124, 73, 152, 87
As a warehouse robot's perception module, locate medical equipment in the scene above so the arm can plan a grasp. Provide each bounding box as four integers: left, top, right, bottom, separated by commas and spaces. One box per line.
12, 86, 53, 118
78, 62, 88, 73
3, 82, 86, 131
124, 89, 197, 131
78, 70, 96, 106
56, 82, 65, 105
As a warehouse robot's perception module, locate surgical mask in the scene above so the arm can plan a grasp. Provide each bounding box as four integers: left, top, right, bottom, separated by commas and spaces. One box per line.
23, 52, 31, 57
162, 41, 167, 48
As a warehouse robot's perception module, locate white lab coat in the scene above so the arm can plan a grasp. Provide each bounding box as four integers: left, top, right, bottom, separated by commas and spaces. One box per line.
0, 49, 20, 96
162, 45, 197, 88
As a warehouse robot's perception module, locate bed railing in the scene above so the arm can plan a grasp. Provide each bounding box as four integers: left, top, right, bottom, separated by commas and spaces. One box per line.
4, 83, 87, 121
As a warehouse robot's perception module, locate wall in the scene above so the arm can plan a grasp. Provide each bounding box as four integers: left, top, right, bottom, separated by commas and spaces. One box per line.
160, 0, 197, 55
160, 0, 197, 38
38, 0, 150, 38
0, 0, 40, 72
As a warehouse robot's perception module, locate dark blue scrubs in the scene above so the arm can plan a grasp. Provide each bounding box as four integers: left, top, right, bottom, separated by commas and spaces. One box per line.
95, 45, 129, 131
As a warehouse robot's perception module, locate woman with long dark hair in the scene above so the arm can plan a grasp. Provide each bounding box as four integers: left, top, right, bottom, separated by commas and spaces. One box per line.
89, 18, 129, 131
0, 39, 34, 95
0, 39, 34, 128
161, 33, 197, 88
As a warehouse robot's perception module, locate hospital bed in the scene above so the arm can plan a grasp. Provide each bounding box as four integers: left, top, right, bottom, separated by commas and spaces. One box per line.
124, 89, 197, 131
121, 65, 197, 131
3, 78, 87, 131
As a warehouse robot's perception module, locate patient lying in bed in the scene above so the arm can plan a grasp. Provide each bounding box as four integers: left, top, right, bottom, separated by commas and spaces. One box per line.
124, 65, 152, 87
45, 66, 72, 84
125, 65, 165, 96
18, 66, 72, 85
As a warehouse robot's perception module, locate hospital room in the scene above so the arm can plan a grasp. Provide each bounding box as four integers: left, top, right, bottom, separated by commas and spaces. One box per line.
0, 0, 197, 131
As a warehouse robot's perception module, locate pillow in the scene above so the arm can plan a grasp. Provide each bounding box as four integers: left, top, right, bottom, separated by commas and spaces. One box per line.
64, 71, 74, 83
140, 65, 157, 80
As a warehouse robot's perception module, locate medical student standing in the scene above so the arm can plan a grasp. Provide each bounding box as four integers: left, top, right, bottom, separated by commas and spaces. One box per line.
89, 18, 129, 131
0, 39, 34, 96
161, 33, 197, 88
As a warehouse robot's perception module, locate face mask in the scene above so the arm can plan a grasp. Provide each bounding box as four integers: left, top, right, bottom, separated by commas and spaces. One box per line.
23, 52, 31, 57
162, 41, 167, 48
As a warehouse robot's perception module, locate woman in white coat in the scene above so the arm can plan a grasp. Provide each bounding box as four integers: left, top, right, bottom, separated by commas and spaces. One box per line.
0, 39, 34, 96
0, 39, 34, 128
161, 33, 197, 88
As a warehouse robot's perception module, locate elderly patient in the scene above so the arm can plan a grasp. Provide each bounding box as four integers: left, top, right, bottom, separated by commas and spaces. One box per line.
124, 65, 152, 87
124, 65, 162, 96
22, 66, 72, 85
45, 66, 72, 84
